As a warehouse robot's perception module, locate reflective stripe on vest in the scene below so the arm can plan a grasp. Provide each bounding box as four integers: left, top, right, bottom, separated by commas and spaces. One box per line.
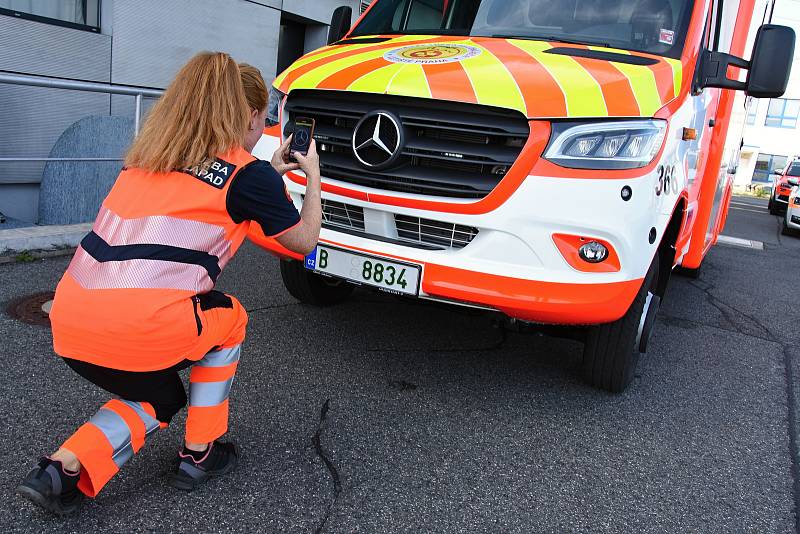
68, 151, 248, 294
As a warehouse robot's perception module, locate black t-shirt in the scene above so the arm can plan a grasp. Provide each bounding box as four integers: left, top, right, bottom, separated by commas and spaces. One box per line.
227, 160, 301, 236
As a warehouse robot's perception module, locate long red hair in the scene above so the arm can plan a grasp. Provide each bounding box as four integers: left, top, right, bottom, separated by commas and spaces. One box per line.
125, 52, 249, 173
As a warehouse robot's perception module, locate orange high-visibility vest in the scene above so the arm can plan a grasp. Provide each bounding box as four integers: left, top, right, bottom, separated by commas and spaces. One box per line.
50, 147, 257, 371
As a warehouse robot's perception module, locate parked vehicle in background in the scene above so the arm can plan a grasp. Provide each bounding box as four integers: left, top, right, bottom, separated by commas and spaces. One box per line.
769, 159, 800, 215
251, 0, 794, 392
784, 178, 800, 235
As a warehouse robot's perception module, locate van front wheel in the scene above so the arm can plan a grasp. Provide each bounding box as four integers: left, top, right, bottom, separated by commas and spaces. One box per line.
582, 255, 659, 393
280, 259, 354, 306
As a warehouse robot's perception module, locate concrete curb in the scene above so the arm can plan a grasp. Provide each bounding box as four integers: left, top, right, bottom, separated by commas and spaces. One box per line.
0, 223, 91, 254
717, 234, 765, 250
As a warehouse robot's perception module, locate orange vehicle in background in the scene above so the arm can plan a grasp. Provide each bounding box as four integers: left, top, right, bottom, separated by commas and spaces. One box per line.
769, 158, 800, 215
250, 0, 794, 392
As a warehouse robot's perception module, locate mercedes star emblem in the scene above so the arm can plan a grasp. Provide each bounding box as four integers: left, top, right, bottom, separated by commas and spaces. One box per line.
352, 111, 403, 169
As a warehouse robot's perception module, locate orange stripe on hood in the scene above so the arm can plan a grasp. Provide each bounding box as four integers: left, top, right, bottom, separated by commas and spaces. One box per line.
421, 61, 478, 103
278, 36, 463, 93
648, 59, 676, 105
476, 38, 567, 118
567, 45, 640, 117
318, 56, 394, 89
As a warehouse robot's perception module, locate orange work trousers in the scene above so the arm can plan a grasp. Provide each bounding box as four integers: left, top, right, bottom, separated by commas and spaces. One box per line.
59, 293, 247, 497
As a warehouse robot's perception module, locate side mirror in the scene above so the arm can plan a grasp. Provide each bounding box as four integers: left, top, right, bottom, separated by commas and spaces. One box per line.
788, 177, 799, 187
327, 6, 352, 45
747, 25, 795, 98
699, 24, 795, 98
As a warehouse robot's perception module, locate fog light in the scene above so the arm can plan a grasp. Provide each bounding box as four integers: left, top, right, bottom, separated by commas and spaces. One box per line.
578, 241, 608, 263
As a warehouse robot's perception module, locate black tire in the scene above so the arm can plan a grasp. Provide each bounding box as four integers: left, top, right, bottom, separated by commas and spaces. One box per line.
769, 196, 778, 215
280, 259, 354, 306
675, 262, 701, 279
582, 254, 659, 393
782, 217, 795, 236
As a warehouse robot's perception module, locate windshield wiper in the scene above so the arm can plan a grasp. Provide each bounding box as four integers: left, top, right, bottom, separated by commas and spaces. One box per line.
491, 34, 612, 49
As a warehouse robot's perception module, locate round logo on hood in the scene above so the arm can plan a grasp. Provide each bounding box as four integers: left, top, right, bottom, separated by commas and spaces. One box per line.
384, 44, 482, 65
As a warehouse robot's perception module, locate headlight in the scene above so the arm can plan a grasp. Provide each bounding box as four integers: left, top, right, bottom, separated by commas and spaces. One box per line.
544, 120, 667, 170
266, 85, 286, 127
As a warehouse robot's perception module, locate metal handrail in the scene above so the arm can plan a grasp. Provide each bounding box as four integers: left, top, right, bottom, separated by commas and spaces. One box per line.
0, 71, 163, 135
0, 157, 122, 162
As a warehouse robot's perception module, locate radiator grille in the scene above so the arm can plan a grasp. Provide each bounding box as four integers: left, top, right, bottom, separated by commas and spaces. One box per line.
394, 215, 479, 250
285, 90, 529, 199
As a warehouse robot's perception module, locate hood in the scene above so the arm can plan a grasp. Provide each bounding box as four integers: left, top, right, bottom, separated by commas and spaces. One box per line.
274, 35, 684, 120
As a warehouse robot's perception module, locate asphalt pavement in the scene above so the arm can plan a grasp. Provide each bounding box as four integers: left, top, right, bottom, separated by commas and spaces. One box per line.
2, 195, 799, 533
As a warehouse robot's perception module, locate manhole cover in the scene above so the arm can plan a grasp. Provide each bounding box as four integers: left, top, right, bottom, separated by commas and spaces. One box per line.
5, 291, 55, 327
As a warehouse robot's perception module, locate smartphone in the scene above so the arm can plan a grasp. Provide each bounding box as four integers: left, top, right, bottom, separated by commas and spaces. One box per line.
289, 117, 315, 162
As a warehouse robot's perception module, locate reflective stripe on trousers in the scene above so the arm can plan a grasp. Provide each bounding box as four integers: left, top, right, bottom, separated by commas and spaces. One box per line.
186, 345, 241, 444
61, 399, 163, 497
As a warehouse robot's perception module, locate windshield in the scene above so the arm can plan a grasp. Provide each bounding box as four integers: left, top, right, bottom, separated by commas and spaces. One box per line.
787, 163, 800, 177
351, 0, 694, 58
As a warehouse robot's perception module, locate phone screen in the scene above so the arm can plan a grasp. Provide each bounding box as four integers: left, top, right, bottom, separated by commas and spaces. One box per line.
289, 117, 315, 161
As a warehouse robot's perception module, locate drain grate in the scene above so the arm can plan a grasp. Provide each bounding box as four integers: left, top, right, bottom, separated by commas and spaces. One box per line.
5, 291, 55, 327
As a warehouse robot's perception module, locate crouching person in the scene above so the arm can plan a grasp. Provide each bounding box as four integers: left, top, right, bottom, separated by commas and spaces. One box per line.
17, 51, 321, 515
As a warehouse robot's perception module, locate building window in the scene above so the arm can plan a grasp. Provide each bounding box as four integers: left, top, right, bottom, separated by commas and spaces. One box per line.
753, 153, 789, 183
765, 99, 800, 129
746, 99, 758, 126
0, 0, 99, 32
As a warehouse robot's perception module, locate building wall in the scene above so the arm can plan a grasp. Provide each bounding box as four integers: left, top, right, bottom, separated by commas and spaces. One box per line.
0, 0, 363, 223
736, 0, 800, 187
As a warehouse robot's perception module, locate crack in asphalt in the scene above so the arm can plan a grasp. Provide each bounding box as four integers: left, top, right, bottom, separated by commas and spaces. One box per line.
312, 400, 341, 534
368, 328, 508, 354
776, 213, 785, 247
246, 302, 300, 314
689, 280, 775, 340
686, 278, 800, 531
658, 311, 776, 344
784, 345, 800, 534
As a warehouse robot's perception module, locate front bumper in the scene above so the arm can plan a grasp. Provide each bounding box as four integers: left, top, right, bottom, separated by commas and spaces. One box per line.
249, 175, 660, 325
787, 204, 800, 230
250, 131, 669, 326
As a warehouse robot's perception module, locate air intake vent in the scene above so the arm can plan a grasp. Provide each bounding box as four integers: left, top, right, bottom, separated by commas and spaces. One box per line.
305, 197, 366, 231
360, 1, 371, 13
285, 90, 529, 199
395, 215, 478, 249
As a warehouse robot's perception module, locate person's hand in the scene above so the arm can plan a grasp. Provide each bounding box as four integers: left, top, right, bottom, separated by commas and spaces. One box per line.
292, 140, 320, 182
271, 135, 301, 176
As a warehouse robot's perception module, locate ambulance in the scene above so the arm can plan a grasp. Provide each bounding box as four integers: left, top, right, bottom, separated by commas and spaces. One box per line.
251, 0, 794, 392
784, 179, 800, 235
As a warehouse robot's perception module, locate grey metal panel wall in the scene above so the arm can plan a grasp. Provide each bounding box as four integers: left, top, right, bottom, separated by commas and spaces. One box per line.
0, 83, 110, 222
244, 0, 281, 8
110, 0, 281, 88
110, 94, 158, 118
0, 15, 111, 81
0, 184, 39, 223
283, 0, 365, 25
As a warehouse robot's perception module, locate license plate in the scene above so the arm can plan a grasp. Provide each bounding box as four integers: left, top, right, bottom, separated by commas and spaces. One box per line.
305, 245, 421, 296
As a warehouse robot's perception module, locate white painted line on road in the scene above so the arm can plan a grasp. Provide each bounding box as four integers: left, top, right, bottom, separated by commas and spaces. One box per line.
717, 235, 765, 250
731, 206, 767, 214
730, 201, 765, 208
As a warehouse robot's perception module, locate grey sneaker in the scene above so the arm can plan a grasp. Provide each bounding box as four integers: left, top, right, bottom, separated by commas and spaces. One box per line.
169, 441, 238, 491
